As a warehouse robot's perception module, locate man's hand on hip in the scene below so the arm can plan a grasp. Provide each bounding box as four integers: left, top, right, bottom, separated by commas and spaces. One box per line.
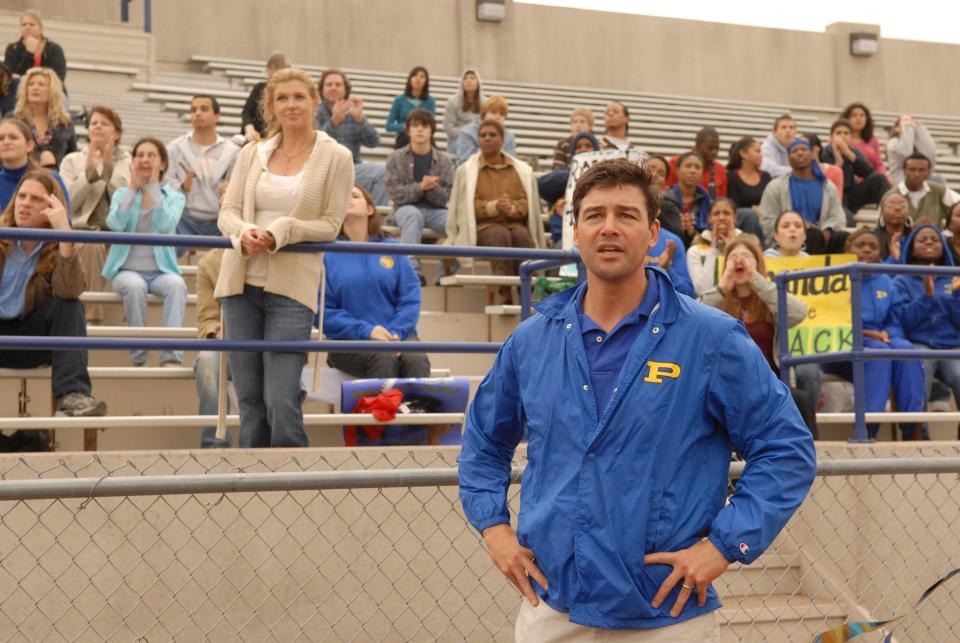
482, 524, 548, 606
644, 539, 730, 617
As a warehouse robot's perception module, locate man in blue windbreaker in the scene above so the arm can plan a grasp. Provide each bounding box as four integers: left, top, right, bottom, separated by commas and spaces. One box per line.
458, 158, 816, 641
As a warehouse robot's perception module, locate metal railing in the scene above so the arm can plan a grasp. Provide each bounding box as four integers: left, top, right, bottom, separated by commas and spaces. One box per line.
776, 262, 960, 443
0, 447, 958, 641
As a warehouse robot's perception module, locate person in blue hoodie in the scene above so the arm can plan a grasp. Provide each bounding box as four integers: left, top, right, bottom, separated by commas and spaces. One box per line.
843, 228, 926, 439
321, 185, 429, 381
459, 159, 815, 639
894, 224, 960, 423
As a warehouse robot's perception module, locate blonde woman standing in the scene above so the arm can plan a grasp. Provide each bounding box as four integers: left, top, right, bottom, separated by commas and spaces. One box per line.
216, 67, 354, 448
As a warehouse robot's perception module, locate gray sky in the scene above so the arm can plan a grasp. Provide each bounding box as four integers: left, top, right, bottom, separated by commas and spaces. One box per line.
516, 0, 960, 45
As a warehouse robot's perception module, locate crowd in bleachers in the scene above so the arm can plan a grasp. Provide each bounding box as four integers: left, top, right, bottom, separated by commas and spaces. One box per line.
3, 8, 960, 450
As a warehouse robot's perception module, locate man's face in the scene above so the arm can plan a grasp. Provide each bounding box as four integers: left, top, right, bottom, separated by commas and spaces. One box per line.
789, 144, 812, 172
574, 184, 658, 283
478, 125, 503, 156
190, 98, 219, 130
321, 74, 347, 103
831, 125, 851, 148
774, 119, 797, 147
695, 136, 720, 165
407, 121, 432, 146
603, 102, 627, 131
904, 159, 930, 191
481, 109, 506, 125
570, 115, 590, 134
574, 137, 596, 155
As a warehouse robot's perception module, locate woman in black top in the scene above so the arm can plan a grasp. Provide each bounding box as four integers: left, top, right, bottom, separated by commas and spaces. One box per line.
240, 52, 289, 143
726, 136, 771, 209
4, 10, 67, 87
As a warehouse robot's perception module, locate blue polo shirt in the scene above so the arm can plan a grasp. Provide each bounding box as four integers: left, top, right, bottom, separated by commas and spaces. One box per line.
0, 241, 43, 319
576, 276, 660, 416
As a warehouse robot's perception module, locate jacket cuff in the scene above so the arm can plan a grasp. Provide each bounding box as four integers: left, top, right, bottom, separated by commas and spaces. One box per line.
707, 532, 739, 564
484, 201, 499, 217
472, 515, 511, 534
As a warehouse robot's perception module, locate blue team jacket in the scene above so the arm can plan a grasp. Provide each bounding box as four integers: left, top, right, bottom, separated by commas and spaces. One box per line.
458, 267, 816, 629
321, 236, 422, 340
893, 224, 960, 349
861, 273, 907, 338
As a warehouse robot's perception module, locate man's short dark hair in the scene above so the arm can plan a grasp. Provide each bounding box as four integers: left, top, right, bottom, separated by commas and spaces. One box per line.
773, 114, 795, 130
829, 118, 852, 135
404, 108, 436, 134
572, 158, 659, 224
192, 94, 220, 114
905, 152, 932, 169
477, 118, 504, 139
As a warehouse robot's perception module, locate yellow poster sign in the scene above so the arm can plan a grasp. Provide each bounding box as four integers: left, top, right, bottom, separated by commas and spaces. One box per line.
765, 254, 856, 356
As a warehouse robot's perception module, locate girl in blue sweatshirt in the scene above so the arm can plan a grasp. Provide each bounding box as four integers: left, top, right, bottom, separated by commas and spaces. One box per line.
845, 229, 925, 439
893, 224, 960, 426
322, 185, 429, 380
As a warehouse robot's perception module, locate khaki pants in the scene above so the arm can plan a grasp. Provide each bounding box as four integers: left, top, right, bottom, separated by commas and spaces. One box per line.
77, 243, 108, 322
515, 600, 720, 642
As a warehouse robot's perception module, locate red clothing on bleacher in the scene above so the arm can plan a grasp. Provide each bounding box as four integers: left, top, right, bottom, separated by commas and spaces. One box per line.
665, 155, 728, 198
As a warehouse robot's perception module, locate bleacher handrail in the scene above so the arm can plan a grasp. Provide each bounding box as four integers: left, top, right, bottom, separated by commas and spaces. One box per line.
775, 261, 960, 443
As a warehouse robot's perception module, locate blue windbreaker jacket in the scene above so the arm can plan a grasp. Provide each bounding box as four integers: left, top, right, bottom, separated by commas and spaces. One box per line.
459, 267, 816, 629
861, 273, 907, 338
893, 224, 960, 349
321, 236, 422, 340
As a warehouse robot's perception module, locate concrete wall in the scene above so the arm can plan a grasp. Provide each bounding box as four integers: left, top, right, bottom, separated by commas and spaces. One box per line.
9, 0, 960, 114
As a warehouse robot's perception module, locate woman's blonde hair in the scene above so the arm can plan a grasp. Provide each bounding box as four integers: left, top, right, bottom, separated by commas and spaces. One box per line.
717, 234, 773, 325
0, 170, 68, 277
260, 67, 319, 138
14, 67, 71, 128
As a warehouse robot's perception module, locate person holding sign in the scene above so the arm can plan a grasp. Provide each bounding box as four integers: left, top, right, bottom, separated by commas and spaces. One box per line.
699, 236, 817, 433
459, 159, 814, 641
842, 229, 925, 440
893, 224, 960, 432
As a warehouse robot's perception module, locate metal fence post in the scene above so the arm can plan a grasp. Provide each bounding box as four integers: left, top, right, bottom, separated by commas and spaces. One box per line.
849, 264, 870, 443
776, 273, 791, 385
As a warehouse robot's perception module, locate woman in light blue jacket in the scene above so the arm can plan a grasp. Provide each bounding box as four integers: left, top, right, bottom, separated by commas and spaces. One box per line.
102, 137, 187, 366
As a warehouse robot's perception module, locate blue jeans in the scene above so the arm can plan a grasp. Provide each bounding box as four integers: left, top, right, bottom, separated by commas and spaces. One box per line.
176, 214, 221, 257
112, 269, 187, 365
794, 363, 822, 415
221, 285, 313, 448
194, 350, 235, 448
394, 204, 447, 271
735, 208, 765, 246
354, 162, 387, 206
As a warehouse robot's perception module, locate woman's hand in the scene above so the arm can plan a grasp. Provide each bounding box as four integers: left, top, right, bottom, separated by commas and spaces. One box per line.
680, 212, 695, 237
240, 228, 272, 256
887, 231, 902, 263
864, 329, 890, 344
42, 194, 69, 231
925, 275, 936, 296
718, 258, 736, 294
369, 325, 399, 342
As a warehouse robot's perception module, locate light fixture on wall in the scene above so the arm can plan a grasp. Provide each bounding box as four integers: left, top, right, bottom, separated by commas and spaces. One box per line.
850, 32, 879, 57
477, 0, 506, 22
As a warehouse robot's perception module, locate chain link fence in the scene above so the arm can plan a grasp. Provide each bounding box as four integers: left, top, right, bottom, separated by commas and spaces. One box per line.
0, 445, 959, 641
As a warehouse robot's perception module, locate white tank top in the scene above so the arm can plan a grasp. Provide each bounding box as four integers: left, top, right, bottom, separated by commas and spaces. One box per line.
245, 171, 303, 286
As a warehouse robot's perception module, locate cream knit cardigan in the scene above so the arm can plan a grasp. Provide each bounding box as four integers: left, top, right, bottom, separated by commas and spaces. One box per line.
214, 132, 354, 312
